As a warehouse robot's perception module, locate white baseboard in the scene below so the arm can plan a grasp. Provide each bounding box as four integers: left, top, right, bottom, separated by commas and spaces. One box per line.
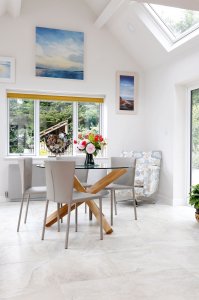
173, 197, 188, 206
155, 193, 188, 206
154, 192, 173, 205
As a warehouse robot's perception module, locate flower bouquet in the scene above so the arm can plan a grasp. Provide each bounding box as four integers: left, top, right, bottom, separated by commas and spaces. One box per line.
45, 132, 71, 156
74, 131, 106, 165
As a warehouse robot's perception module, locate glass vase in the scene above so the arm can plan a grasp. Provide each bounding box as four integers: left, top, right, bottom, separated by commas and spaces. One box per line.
84, 153, 95, 166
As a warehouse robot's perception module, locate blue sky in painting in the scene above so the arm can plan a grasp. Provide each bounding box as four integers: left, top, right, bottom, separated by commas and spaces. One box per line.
120, 75, 134, 100
0, 61, 11, 78
36, 27, 84, 72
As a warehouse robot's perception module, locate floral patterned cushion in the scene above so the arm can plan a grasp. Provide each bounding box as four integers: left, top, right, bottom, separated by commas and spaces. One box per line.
121, 150, 161, 198
132, 151, 161, 167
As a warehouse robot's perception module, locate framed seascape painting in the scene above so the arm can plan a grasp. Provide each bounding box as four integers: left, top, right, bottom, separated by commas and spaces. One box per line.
0, 57, 15, 83
35, 27, 84, 80
116, 71, 137, 114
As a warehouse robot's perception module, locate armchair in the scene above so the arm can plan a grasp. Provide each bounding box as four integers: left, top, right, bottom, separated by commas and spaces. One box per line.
122, 151, 161, 202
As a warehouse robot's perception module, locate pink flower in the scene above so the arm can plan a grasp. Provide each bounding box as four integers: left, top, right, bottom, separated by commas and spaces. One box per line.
86, 143, 96, 154
78, 140, 87, 150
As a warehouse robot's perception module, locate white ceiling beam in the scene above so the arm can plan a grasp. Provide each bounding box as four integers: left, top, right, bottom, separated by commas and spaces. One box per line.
0, 0, 22, 17
95, 0, 125, 29
7, 0, 22, 17
0, 0, 7, 16
133, 0, 199, 11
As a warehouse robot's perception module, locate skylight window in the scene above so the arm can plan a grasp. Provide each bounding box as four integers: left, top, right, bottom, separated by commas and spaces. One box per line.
147, 4, 199, 42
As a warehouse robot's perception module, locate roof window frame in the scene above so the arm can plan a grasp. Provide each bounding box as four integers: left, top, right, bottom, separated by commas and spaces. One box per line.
145, 3, 199, 44
132, 2, 199, 52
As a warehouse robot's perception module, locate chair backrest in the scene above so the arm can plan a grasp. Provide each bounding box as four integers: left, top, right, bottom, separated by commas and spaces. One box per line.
56, 156, 88, 183
133, 151, 161, 197
111, 157, 135, 186
121, 151, 161, 197
121, 150, 162, 166
18, 158, 32, 193
75, 157, 88, 183
132, 151, 162, 167
45, 161, 75, 204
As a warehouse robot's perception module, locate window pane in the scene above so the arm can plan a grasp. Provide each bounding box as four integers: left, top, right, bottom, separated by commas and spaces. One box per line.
78, 102, 100, 133
39, 101, 73, 156
149, 4, 199, 39
191, 89, 199, 185
9, 99, 34, 154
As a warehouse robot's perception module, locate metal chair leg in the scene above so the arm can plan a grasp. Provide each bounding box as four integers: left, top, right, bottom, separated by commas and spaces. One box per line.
99, 197, 103, 240
110, 190, 114, 226
60, 203, 63, 223
41, 199, 49, 240
65, 203, 71, 249
24, 194, 30, 224
132, 189, 137, 220
113, 190, 117, 215
75, 204, 78, 232
17, 194, 25, 232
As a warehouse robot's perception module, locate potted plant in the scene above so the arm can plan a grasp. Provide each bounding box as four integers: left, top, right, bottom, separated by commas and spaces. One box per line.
189, 184, 199, 222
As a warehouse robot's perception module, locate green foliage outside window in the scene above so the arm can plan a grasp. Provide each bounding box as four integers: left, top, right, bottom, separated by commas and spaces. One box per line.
9, 99, 34, 153
150, 4, 199, 39
189, 184, 199, 210
78, 103, 100, 132
9, 98, 101, 155
40, 101, 73, 133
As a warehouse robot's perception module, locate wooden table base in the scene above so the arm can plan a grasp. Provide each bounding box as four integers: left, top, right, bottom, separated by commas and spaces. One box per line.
45, 168, 127, 234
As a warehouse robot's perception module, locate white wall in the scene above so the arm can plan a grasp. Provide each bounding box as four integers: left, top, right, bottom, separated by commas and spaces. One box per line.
144, 48, 199, 205
0, 0, 145, 201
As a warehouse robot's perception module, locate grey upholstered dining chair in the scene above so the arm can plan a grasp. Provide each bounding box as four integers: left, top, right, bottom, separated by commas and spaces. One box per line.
105, 157, 137, 225
17, 157, 46, 232
42, 160, 103, 249
56, 156, 88, 184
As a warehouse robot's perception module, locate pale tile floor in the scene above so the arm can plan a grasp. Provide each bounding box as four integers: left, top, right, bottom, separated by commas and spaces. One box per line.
0, 199, 199, 300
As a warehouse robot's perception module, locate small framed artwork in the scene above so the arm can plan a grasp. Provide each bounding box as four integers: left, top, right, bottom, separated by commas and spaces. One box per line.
0, 57, 15, 83
116, 71, 137, 114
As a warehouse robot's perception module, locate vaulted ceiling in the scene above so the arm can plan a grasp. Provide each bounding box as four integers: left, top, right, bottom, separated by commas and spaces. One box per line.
84, 0, 199, 69
1, 0, 199, 70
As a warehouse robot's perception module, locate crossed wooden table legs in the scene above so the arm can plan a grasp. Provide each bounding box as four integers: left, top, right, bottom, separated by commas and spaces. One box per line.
45, 168, 127, 234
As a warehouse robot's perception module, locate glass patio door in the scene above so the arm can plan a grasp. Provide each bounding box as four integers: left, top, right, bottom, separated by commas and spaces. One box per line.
191, 88, 199, 186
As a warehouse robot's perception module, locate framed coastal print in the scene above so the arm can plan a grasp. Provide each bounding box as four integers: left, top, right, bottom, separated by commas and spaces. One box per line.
116, 71, 137, 114
35, 26, 84, 80
0, 57, 15, 83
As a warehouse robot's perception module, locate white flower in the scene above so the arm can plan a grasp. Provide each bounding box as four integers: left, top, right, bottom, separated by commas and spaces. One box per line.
59, 133, 65, 139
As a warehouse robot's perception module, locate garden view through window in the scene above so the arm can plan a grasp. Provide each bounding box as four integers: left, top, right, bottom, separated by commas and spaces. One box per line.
8, 95, 102, 156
